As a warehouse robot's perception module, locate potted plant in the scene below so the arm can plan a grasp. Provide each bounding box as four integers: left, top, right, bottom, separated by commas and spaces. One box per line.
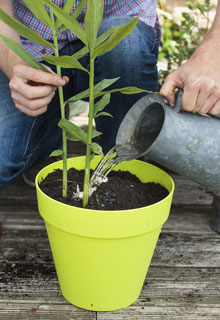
0, 0, 174, 311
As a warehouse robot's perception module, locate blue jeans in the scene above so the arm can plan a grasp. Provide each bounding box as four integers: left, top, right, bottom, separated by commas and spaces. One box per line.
0, 17, 158, 190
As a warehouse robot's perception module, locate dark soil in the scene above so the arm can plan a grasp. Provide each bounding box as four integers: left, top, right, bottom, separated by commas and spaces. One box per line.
39, 168, 169, 210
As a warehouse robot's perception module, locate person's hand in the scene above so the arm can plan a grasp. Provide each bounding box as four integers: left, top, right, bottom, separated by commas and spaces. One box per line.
160, 39, 220, 116
9, 61, 69, 117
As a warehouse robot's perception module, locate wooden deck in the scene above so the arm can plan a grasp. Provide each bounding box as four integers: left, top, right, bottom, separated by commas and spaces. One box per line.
0, 159, 220, 319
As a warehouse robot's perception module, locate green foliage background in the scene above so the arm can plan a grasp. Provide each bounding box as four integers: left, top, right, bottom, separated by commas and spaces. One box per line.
158, 0, 213, 88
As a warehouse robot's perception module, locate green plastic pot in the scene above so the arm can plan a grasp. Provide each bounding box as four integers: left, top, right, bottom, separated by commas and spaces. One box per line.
36, 156, 174, 311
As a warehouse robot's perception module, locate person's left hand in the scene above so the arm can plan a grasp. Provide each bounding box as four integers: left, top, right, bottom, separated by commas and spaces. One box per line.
160, 38, 220, 116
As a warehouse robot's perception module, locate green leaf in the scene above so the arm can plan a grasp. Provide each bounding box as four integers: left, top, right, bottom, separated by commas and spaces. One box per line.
91, 129, 102, 138
67, 135, 79, 142
42, 55, 89, 73
66, 88, 90, 105
94, 86, 152, 98
67, 128, 101, 141
90, 142, 103, 155
22, 0, 54, 29
63, 0, 77, 13
55, 0, 76, 29
71, 0, 88, 19
66, 78, 119, 105
56, 0, 87, 30
85, 0, 104, 52
94, 17, 139, 58
94, 93, 110, 117
41, 0, 88, 46
58, 118, 88, 144
58, 119, 102, 154
94, 78, 120, 93
0, 8, 54, 49
72, 45, 89, 60
95, 26, 116, 47
49, 149, 63, 157
95, 111, 113, 118
0, 35, 50, 73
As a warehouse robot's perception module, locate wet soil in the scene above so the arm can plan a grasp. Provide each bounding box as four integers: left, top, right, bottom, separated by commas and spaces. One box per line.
39, 168, 169, 210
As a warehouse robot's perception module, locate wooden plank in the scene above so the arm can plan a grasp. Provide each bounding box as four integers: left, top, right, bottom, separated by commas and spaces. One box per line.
171, 175, 213, 205
152, 233, 220, 268
97, 306, 220, 320
140, 266, 220, 306
163, 204, 213, 234
0, 302, 96, 320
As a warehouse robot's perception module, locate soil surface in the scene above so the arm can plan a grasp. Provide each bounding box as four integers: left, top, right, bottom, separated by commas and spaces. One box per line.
39, 168, 169, 210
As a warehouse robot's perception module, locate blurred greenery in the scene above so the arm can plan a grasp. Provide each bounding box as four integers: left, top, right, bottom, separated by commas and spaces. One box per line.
158, 0, 213, 88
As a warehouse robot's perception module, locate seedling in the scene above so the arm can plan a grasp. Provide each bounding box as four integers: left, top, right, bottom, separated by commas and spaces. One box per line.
0, 0, 149, 207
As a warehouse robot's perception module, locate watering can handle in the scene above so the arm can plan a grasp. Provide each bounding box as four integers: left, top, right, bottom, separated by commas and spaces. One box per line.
172, 88, 220, 119
172, 88, 183, 113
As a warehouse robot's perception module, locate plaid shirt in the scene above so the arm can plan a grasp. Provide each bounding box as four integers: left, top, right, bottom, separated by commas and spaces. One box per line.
13, 0, 160, 59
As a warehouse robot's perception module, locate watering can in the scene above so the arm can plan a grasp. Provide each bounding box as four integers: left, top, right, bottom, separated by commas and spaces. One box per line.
116, 89, 220, 196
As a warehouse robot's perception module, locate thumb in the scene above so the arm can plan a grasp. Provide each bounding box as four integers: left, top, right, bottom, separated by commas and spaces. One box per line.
160, 70, 183, 107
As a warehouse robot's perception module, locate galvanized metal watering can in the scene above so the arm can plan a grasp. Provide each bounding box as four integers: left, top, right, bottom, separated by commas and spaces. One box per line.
116, 89, 220, 195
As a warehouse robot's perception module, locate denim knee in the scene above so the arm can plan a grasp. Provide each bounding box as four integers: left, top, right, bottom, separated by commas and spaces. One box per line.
96, 16, 159, 90
94, 17, 159, 153
0, 71, 61, 190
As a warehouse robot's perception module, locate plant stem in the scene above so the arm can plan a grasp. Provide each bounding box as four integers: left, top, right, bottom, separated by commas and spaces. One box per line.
83, 56, 95, 207
52, 22, 67, 198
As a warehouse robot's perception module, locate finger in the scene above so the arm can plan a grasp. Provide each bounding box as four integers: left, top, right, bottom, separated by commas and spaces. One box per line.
160, 70, 183, 107
199, 94, 219, 114
181, 82, 199, 112
15, 103, 48, 117
13, 64, 69, 87
10, 78, 57, 100
193, 90, 211, 113
208, 99, 220, 115
10, 76, 57, 100
12, 90, 55, 111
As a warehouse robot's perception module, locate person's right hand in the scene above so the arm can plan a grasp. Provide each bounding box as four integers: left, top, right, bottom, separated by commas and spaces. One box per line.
9, 62, 69, 117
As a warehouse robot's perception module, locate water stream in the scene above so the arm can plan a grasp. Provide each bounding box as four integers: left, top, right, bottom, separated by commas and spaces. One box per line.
90, 146, 122, 186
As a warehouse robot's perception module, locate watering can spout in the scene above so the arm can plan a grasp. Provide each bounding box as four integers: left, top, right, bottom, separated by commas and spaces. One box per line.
116, 89, 220, 195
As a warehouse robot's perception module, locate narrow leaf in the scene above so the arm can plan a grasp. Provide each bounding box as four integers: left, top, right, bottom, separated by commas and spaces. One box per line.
49, 149, 63, 157
42, 55, 89, 73
41, 0, 88, 45
67, 128, 101, 141
91, 129, 103, 138
95, 111, 113, 118
94, 78, 120, 93
94, 86, 152, 98
66, 88, 90, 105
0, 35, 50, 73
63, 0, 77, 13
72, 45, 89, 60
22, 0, 54, 28
95, 26, 117, 47
71, 0, 87, 19
67, 129, 102, 141
94, 93, 110, 117
0, 8, 54, 48
56, 0, 87, 30
67, 134, 79, 142
55, 0, 77, 29
94, 17, 139, 58
90, 142, 103, 155
58, 118, 88, 144
66, 78, 119, 105
85, 0, 104, 52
